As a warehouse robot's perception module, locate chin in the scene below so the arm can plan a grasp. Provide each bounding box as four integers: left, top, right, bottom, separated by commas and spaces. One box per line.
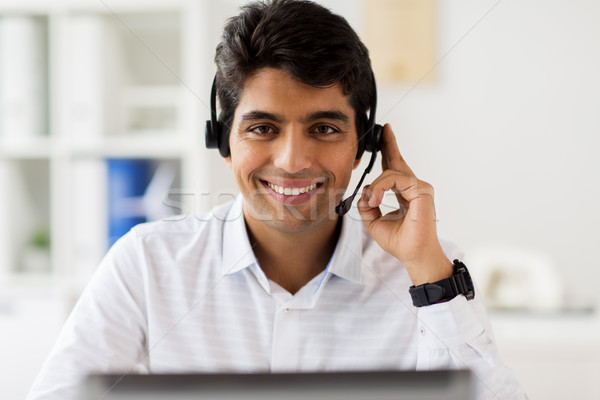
246, 197, 337, 232
266, 215, 331, 234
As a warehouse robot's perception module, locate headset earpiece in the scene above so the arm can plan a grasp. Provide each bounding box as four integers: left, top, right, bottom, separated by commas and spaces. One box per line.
205, 76, 220, 149
205, 120, 218, 149
366, 123, 383, 153
355, 71, 382, 158
205, 76, 230, 158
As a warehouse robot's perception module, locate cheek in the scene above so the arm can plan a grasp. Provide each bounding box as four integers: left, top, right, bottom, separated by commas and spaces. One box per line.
320, 145, 358, 178
230, 144, 265, 179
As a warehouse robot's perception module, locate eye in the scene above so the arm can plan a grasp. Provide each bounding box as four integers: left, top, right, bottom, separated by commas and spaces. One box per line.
312, 124, 339, 135
249, 124, 276, 136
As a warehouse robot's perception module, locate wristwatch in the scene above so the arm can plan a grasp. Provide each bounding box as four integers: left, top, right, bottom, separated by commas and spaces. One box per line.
409, 259, 475, 307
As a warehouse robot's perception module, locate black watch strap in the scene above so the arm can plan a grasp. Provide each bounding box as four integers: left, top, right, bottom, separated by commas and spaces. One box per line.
409, 260, 475, 307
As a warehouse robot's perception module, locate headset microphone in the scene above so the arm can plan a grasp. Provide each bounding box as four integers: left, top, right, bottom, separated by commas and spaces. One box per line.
335, 122, 382, 215
205, 73, 383, 216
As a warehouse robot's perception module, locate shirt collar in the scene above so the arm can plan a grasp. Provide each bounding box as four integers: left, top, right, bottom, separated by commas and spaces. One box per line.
326, 211, 363, 284
221, 194, 364, 284
221, 195, 258, 276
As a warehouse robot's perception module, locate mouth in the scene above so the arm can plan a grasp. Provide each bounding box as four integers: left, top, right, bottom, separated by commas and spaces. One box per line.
259, 179, 324, 201
265, 181, 317, 196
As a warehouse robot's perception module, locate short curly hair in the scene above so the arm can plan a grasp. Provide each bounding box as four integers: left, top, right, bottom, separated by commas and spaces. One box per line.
214, 0, 375, 158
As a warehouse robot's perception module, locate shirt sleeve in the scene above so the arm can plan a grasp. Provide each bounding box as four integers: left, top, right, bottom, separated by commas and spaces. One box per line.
415, 242, 528, 400
26, 229, 149, 400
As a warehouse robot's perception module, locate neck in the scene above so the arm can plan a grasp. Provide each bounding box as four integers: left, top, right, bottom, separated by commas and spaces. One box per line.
244, 209, 342, 295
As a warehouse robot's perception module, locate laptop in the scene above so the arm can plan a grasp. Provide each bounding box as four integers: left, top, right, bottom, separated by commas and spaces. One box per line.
82, 370, 476, 400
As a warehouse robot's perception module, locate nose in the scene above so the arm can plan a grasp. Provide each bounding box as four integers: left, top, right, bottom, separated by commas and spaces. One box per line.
272, 125, 312, 173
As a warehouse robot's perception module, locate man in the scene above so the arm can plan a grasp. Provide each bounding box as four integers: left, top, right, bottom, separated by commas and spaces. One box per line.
28, 1, 526, 399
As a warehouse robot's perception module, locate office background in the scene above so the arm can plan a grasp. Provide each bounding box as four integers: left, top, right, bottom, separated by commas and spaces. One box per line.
1, 0, 599, 398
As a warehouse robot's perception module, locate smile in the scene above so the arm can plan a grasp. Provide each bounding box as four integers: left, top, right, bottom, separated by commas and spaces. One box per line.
266, 181, 317, 196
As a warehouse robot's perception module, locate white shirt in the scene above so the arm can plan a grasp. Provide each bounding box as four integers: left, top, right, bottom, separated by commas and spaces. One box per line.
27, 195, 526, 399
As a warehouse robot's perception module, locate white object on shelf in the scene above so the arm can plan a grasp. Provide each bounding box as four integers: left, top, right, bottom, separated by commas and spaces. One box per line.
467, 243, 565, 311
64, 14, 107, 142
0, 16, 48, 141
70, 159, 107, 283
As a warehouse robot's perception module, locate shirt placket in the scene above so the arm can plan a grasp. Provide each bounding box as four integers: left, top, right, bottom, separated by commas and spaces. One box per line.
268, 275, 326, 372
271, 304, 300, 372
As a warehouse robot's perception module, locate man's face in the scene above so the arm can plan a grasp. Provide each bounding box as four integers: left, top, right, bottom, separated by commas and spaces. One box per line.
225, 67, 360, 233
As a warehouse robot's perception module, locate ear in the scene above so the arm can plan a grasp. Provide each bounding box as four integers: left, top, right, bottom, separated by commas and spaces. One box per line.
352, 158, 361, 170
225, 155, 232, 169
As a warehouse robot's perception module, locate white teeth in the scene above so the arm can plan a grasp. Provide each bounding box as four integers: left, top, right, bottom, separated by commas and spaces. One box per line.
267, 182, 317, 196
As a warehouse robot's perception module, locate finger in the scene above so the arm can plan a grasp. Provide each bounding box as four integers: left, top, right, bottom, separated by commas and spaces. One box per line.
366, 171, 433, 209
367, 170, 413, 210
365, 176, 436, 227
381, 124, 415, 176
357, 186, 382, 225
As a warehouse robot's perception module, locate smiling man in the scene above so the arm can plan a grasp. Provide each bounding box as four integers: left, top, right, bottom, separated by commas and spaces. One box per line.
28, 1, 526, 399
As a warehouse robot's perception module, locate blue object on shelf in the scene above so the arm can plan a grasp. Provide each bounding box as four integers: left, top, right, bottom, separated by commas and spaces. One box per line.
107, 158, 153, 247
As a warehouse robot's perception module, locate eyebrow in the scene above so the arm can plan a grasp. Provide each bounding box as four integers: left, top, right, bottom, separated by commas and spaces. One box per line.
239, 111, 284, 123
239, 110, 351, 126
302, 110, 350, 125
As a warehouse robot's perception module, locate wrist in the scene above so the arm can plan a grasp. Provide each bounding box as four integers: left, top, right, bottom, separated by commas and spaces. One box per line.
404, 253, 453, 287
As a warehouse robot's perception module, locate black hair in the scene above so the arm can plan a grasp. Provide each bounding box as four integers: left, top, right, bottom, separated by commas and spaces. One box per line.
214, 0, 374, 154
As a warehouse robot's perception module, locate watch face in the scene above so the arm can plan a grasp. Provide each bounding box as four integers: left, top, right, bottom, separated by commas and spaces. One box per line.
464, 274, 475, 300
453, 260, 475, 301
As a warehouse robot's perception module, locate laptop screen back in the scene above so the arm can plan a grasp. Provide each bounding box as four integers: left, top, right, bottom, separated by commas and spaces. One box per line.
82, 370, 475, 400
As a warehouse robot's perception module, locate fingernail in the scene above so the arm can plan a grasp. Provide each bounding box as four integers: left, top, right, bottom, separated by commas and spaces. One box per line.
368, 194, 377, 208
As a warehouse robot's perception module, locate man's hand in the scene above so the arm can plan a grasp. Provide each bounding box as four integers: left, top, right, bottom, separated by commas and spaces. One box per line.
357, 124, 453, 286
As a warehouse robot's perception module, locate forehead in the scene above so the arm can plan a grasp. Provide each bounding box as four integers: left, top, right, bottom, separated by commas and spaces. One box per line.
235, 68, 354, 119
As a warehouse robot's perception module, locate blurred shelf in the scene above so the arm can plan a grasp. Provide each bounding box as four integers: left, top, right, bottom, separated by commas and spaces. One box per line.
0, 137, 54, 159
67, 134, 188, 159
120, 85, 182, 107
0, 2, 202, 292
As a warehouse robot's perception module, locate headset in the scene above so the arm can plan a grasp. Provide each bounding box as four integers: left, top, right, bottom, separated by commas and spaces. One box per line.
205, 73, 383, 216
